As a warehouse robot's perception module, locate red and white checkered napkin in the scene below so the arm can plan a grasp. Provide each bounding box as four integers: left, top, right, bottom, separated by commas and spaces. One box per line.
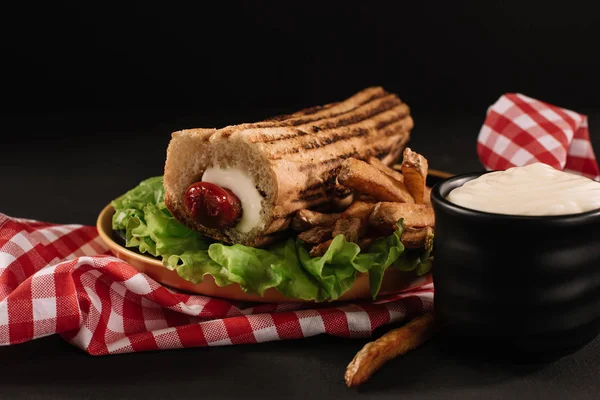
0, 213, 433, 355
477, 93, 600, 180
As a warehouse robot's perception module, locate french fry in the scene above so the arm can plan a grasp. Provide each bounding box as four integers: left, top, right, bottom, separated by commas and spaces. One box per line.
332, 216, 362, 243
357, 237, 376, 251
368, 156, 405, 184
292, 209, 341, 232
369, 202, 435, 234
342, 200, 377, 219
423, 186, 432, 207
342, 200, 377, 237
401, 226, 434, 249
338, 158, 414, 203
297, 226, 334, 244
309, 239, 333, 257
345, 312, 436, 388
401, 148, 429, 204
356, 194, 378, 203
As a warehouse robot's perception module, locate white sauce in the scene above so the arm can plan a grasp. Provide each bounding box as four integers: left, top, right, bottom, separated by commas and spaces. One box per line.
201, 166, 264, 232
446, 163, 600, 216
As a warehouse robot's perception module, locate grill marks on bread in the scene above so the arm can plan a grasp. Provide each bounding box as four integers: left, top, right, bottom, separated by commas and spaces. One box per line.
216, 88, 389, 140
249, 89, 387, 128
256, 97, 401, 144
252, 96, 407, 148
164, 87, 412, 246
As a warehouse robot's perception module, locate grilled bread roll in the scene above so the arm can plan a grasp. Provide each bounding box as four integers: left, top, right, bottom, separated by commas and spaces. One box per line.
163, 86, 413, 246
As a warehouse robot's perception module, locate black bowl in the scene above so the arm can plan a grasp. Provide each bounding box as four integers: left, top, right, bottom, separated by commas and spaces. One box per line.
430, 172, 600, 361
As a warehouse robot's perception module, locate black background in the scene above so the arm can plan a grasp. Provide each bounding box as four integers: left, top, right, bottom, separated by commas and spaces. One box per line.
3, 1, 600, 117
2, 2, 600, 399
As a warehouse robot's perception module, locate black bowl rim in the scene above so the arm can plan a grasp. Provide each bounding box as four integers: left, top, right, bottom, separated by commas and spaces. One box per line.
431, 171, 600, 225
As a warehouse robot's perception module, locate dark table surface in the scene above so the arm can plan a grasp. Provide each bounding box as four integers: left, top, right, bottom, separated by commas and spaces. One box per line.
1, 108, 599, 399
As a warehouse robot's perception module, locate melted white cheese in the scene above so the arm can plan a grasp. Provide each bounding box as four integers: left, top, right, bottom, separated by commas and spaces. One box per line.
201, 166, 264, 232
446, 163, 600, 216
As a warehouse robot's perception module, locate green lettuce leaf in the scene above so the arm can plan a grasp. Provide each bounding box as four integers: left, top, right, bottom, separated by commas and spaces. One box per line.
267, 239, 324, 301
394, 230, 434, 277
112, 176, 165, 231
298, 235, 362, 300
167, 250, 231, 287
356, 220, 406, 298
207, 242, 283, 296
111, 176, 433, 301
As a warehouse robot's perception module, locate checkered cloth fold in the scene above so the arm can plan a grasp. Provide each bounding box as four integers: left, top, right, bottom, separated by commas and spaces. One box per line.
477, 93, 600, 180
0, 213, 433, 355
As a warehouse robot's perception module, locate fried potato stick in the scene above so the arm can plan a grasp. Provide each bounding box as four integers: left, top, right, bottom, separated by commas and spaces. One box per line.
423, 186, 432, 207
345, 312, 436, 388
332, 216, 362, 243
368, 156, 406, 184
309, 239, 333, 257
400, 226, 434, 249
342, 200, 377, 219
297, 226, 334, 244
292, 209, 341, 232
357, 237, 376, 251
342, 200, 377, 237
401, 148, 429, 204
369, 202, 435, 233
338, 158, 414, 203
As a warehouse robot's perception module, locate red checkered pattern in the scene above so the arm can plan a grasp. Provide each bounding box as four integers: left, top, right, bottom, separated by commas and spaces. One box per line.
0, 213, 433, 355
477, 93, 600, 180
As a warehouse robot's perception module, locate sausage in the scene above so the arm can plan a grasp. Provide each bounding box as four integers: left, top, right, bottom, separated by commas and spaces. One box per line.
184, 182, 242, 229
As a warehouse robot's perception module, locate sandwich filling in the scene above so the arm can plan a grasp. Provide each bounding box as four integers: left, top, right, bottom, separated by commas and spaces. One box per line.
112, 176, 433, 302
202, 166, 264, 233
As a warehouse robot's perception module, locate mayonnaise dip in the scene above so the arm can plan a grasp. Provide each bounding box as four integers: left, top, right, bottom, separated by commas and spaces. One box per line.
202, 166, 264, 232
446, 163, 600, 216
